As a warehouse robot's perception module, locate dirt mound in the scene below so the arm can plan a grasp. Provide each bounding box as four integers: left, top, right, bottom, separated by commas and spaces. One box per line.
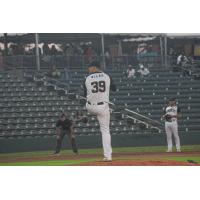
76, 159, 200, 166
1, 151, 200, 166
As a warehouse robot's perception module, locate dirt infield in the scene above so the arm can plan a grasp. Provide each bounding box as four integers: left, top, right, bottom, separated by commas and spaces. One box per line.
0, 151, 200, 166
77, 159, 200, 166
73, 152, 200, 166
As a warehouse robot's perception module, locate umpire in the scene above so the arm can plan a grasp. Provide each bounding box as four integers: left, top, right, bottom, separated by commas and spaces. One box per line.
53, 113, 78, 155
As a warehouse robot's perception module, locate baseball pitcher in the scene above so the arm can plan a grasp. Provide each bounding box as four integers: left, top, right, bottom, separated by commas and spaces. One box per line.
162, 98, 182, 152
83, 61, 116, 161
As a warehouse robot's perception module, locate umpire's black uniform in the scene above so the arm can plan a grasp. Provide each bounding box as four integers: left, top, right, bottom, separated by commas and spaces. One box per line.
54, 113, 78, 155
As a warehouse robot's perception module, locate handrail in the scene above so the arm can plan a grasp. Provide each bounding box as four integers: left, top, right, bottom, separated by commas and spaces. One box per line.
125, 108, 162, 126
125, 115, 162, 132
33, 72, 163, 132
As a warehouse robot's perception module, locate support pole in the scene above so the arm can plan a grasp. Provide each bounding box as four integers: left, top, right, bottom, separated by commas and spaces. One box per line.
101, 33, 106, 69
35, 33, 40, 71
164, 34, 168, 67
4, 33, 8, 56
118, 40, 123, 56
159, 36, 164, 67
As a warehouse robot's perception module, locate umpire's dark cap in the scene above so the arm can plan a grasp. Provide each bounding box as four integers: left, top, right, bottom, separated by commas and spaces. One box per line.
60, 113, 66, 118
87, 61, 101, 68
169, 97, 176, 101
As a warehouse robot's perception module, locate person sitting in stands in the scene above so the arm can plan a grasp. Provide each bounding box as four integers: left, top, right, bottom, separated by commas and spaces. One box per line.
177, 54, 183, 66
48, 65, 61, 79
126, 64, 135, 78
177, 53, 189, 67
137, 63, 150, 77
182, 55, 190, 67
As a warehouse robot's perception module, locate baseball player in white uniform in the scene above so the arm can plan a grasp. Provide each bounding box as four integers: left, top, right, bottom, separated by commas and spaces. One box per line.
83, 61, 116, 161
162, 98, 182, 152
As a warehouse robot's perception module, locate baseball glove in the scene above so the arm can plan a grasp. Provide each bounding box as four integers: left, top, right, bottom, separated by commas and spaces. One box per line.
75, 116, 88, 124
81, 116, 88, 124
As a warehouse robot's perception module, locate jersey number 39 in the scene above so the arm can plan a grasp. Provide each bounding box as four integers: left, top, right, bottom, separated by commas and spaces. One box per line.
91, 81, 106, 93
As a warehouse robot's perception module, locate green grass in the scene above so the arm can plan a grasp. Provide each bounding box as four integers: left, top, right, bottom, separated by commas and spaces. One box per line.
0, 148, 103, 158
1, 145, 199, 158
167, 156, 200, 164
0, 145, 200, 166
0, 158, 97, 166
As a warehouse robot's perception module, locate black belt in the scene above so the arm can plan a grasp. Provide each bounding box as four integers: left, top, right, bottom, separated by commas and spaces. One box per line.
87, 101, 104, 105
165, 119, 176, 123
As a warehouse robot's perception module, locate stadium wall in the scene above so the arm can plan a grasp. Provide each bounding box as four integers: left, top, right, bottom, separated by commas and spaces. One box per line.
0, 133, 200, 153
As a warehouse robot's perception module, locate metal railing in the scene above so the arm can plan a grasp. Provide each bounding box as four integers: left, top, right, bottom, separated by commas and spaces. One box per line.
3, 54, 167, 70
30, 71, 163, 134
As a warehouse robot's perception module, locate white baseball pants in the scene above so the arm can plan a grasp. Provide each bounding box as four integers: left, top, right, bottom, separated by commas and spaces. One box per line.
165, 121, 181, 151
86, 102, 112, 159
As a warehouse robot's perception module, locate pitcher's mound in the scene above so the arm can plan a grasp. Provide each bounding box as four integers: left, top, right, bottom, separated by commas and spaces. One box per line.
77, 159, 199, 166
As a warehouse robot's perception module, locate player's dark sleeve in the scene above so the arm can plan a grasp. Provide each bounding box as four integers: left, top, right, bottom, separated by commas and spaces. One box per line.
56, 120, 60, 128
163, 107, 167, 115
109, 76, 117, 91
56, 120, 62, 128
68, 119, 73, 127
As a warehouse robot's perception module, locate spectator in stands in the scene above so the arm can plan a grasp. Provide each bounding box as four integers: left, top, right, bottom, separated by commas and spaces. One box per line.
76, 44, 84, 55
84, 46, 94, 63
50, 44, 58, 55
177, 53, 189, 67
177, 54, 183, 66
67, 43, 74, 56
182, 55, 190, 66
126, 64, 135, 78
43, 43, 50, 55
105, 49, 111, 65
137, 63, 150, 77
42, 43, 51, 64
18, 43, 25, 55
188, 55, 194, 65
32, 45, 42, 55
0, 51, 3, 71
47, 65, 61, 79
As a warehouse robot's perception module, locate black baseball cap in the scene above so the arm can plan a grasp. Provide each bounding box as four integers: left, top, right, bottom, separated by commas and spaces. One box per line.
60, 113, 66, 118
169, 98, 176, 102
87, 61, 101, 68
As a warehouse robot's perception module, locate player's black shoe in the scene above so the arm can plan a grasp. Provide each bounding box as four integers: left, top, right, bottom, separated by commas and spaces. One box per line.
53, 151, 60, 156
73, 150, 79, 155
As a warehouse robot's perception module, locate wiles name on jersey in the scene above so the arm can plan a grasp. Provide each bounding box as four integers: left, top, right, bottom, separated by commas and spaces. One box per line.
83, 72, 116, 103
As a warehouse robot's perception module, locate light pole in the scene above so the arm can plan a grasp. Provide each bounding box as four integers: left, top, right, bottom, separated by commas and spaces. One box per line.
101, 33, 106, 69
3, 33, 8, 56
164, 34, 168, 67
35, 33, 40, 71
159, 36, 164, 67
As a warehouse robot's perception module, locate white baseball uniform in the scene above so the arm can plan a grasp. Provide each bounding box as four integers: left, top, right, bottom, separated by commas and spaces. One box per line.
84, 71, 116, 160
164, 105, 181, 151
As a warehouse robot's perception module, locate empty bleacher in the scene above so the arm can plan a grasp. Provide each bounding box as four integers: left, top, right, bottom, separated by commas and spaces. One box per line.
66, 65, 200, 134
0, 71, 137, 138
1, 64, 200, 139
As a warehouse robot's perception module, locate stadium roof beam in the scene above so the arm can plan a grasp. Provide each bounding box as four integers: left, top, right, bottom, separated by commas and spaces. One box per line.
1, 33, 200, 44
0, 33, 164, 43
